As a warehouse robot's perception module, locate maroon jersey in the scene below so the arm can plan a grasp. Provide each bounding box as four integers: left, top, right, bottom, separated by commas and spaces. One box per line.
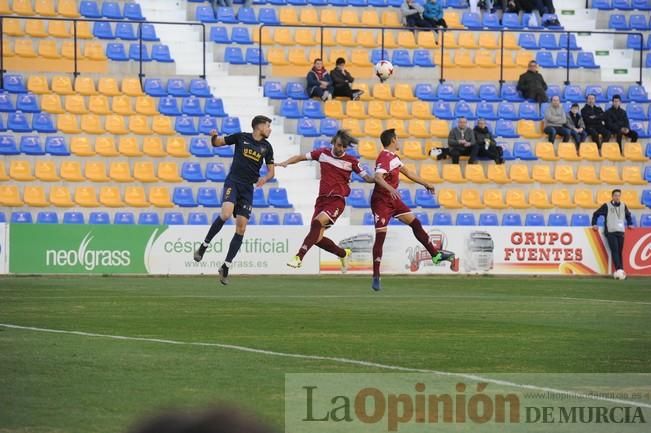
372, 149, 403, 199
307, 148, 367, 198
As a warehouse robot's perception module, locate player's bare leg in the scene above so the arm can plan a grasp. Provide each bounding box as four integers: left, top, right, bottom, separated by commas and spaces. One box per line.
288, 212, 345, 269
219, 215, 248, 285
195, 202, 235, 262
398, 213, 456, 270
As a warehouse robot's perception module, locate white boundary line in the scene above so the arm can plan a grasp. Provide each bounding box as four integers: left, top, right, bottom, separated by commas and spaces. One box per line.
1, 323, 650, 409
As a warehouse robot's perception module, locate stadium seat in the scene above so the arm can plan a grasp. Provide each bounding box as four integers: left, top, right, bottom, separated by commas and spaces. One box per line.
115, 212, 135, 225
109, 161, 133, 182
158, 97, 179, 116
502, 13, 522, 29
437, 189, 462, 209
456, 213, 476, 226
479, 213, 499, 226
413, 188, 438, 208
62, 211, 84, 224
186, 213, 207, 226
181, 162, 205, 183
25, 187, 48, 208
0, 135, 18, 155
433, 213, 453, 226
502, 213, 522, 226
348, 189, 369, 208
268, 188, 292, 208
461, 189, 484, 209
577, 52, 599, 69
260, 212, 281, 225
525, 213, 545, 226
10, 212, 32, 224
85, 161, 109, 182
574, 189, 597, 209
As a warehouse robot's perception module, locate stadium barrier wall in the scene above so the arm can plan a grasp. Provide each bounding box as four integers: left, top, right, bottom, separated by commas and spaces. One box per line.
5, 225, 651, 276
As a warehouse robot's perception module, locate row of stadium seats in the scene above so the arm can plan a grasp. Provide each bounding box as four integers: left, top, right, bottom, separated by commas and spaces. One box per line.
0, 185, 293, 208
607, 13, 651, 29
593, 0, 651, 10
0, 0, 90, 18
3, 19, 157, 40
191, 0, 470, 6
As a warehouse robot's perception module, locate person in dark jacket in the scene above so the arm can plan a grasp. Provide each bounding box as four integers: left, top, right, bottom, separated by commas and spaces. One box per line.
517, 61, 548, 103
567, 103, 587, 152
447, 117, 478, 164
581, 94, 610, 149
423, 0, 447, 29
592, 189, 632, 276
604, 94, 638, 151
401, 0, 432, 29
306, 58, 334, 101
329, 58, 363, 100
473, 119, 504, 164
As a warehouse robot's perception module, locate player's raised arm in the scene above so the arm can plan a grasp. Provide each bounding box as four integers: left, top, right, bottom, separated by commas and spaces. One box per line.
362, 173, 375, 183
276, 154, 308, 168
210, 130, 227, 147
399, 165, 435, 194
374, 171, 401, 201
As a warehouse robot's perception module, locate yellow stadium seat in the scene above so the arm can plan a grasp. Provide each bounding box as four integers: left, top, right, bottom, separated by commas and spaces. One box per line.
557, 141, 580, 161
412, 101, 433, 120
415, 32, 437, 49
85, 161, 109, 182
13, 0, 34, 15
359, 140, 379, 160
70, 136, 94, 156
152, 115, 174, 135
314, 31, 334, 48
437, 49, 453, 68
394, 84, 417, 102
125, 186, 149, 208
84, 42, 106, 61
361, 10, 380, 26
0, 0, 7, 13
324, 100, 344, 119
150, 187, 174, 208
553, 165, 577, 184
518, 120, 543, 138
551, 189, 574, 209
430, 120, 449, 138
95, 136, 118, 157
579, 142, 602, 161
622, 190, 645, 209
135, 96, 157, 116
442, 164, 466, 183
509, 164, 533, 183
60, 41, 83, 60
397, 31, 417, 49
623, 142, 647, 162
346, 50, 369, 69
535, 141, 559, 161
58, 0, 80, 17
487, 164, 509, 184
345, 101, 367, 119
129, 115, 152, 135
119, 136, 142, 157
167, 137, 190, 158
475, 50, 496, 68
105, 115, 128, 135
372, 83, 393, 101
57, 113, 80, 134
407, 120, 430, 139
0, 186, 23, 206
81, 113, 105, 134
75, 187, 99, 207
602, 142, 625, 162
299, 8, 319, 26
41, 94, 64, 113
531, 164, 554, 184
60, 161, 84, 181
479, 33, 498, 49
99, 187, 123, 208
26, 19, 47, 37
453, 49, 473, 68
273, 27, 293, 46
121, 77, 143, 97
402, 141, 426, 160
288, 48, 309, 66
438, 188, 462, 209
341, 9, 359, 26
0, 163, 7, 181
72, 77, 96, 96
368, 101, 390, 119
515, 50, 535, 68
267, 48, 288, 66
88, 95, 110, 115
64, 95, 88, 114
458, 33, 477, 49
499, 51, 517, 69
143, 137, 166, 157
419, 163, 442, 183
462, 189, 484, 209
35, 0, 56, 16
15, 39, 37, 58
335, 30, 356, 47
503, 33, 519, 50
48, 20, 70, 38
9, 160, 34, 181
354, 83, 372, 101
599, 166, 623, 185
109, 161, 133, 182
484, 189, 507, 209
576, 166, 600, 185
506, 189, 529, 209
363, 118, 383, 138
445, 11, 463, 28
465, 164, 488, 183
253, 27, 272, 46
49, 186, 74, 207
24, 186, 48, 207
52, 75, 74, 95
386, 119, 407, 138
98, 78, 120, 96
356, 30, 377, 49
622, 166, 647, 185
158, 162, 181, 182
381, 11, 401, 26
27, 75, 49, 94
341, 118, 363, 137
133, 162, 157, 183
113, 95, 135, 116
3, 19, 23, 36
2, 39, 14, 57
388, 101, 410, 120
279, 7, 299, 25
320, 9, 339, 26
35, 161, 59, 181
529, 189, 552, 209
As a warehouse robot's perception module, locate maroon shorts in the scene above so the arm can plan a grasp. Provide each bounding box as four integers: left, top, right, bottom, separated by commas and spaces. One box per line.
371, 195, 412, 229
312, 195, 346, 227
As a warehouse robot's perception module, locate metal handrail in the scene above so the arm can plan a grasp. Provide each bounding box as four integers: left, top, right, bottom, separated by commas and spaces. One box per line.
257, 24, 645, 89
0, 15, 207, 91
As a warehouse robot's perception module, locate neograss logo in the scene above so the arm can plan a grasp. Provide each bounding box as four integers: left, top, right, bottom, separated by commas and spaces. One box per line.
45, 232, 130, 271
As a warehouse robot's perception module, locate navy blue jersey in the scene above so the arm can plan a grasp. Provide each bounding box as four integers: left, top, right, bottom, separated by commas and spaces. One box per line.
224, 132, 274, 185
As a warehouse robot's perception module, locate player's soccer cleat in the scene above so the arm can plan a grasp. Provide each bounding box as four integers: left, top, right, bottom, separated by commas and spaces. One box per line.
287, 256, 302, 269
432, 250, 455, 265
340, 248, 352, 273
218, 264, 229, 285
371, 276, 381, 292
194, 244, 207, 262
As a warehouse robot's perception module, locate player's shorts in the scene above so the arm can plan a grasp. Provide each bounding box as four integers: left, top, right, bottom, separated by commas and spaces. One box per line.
311, 195, 346, 227
222, 178, 253, 219
370, 194, 412, 229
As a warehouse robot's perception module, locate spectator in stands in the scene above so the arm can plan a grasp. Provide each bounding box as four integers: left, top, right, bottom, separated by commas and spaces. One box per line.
517, 61, 548, 103
567, 103, 587, 153
306, 59, 334, 102
473, 118, 504, 164
605, 95, 638, 151
209, 0, 232, 18
543, 95, 570, 144
448, 117, 478, 164
423, 0, 448, 30
330, 58, 364, 101
581, 94, 611, 149
401, 0, 432, 29
592, 189, 632, 277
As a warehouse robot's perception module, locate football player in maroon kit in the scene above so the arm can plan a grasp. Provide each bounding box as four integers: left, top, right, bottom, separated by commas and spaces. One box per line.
371, 129, 457, 291
277, 130, 375, 272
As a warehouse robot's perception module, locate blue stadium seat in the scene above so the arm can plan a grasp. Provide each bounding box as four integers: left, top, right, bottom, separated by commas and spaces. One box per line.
3, 74, 27, 93
577, 52, 599, 69
502, 13, 522, 28
413, 50, 434, 67
478, 84, 500, 101
348, 0, 366, 5
158, 96, 181, 116
231, 27, 253, 45
9, 112, 31, 132
0, 115, 6, 132
20, 136, 44, 155
433, 212, 453, 226
644, 166, 651, 182
173, 187, 197, 207
89, 212, 110, 225
593, 0, 613, 9
238, 8, 258, 25
556, 52, 578, 69
144, 78, 166, 97
36, 212, 58, 224
392, 50, 413, 67
138, 212, 160, 225
483, 13, 501, 29
319, 119, 339, 137
513, 141, 537, 160
437, 83, 457, 101
16, 94, 40, 113
479, 213, 498, 226
454, 101, 475, 119
259, 8, 280, 25
217, 7, 238, 23
45, 136, 68, 155
164, 212, 185, 225
93, 22, 114, 39
476, 102, 497, 120
415, 83, 436, 101
645, 53, 651, 68
12, 212, 32, 224
498, 102, 518, 120
189, 138, 211, 158
198, 116, 218, 135
245, 48, 267, 65
252, 188, 269, 207
558, 34, 580, 50
627, 34, 644, 50
283, 212, 304, 225
548, 213, 568, 226
139, 24, 158, 41
0, 93, 14, 112
211, 26, 230, 43
518, 33, 538, 49
568, 213, 590, 227
642, 190, 651, 207
369, 0, 387, 6
0, 135, 18, 155
628, 85, 649, 102
371, 49, 390, 65
182, 96, 204, 116
535, 51, 556, 68
221, 116, 241, 134
398, 189, 415, 207
563, 85, 583, 102
80, 1, 101, 18
102, 1, 122, 19
128, 44, 151, 62
630, 121, 649, 138
456, 213, 476, 226
182, 162, 206, 182
629, 14, 649, 30
114, 212, 135, 224
541, 14, 563, 29
225, 47, 245, 64
640, 214, 651, 227
362, 212, 375, 225
632, 0, 651, 9
197, 187, 221, 207
62, 212, 84, 224
205, 98, 226, 117
606, 85, 626, 101
260, 212, 281, 225
264, 81, 285, 99
433, 101, 454, 119
613, 0, 633, 9
525, 213, 545, 226
609, 14, 629, 29
197, 6, 218, 22
518, 101, 540, 120
627, 102, 646, 120
502, 213, 521, 226
206, 162, 227, 182
458, 84, 479, 101
116, 23, 136, 40
106, 43, 128, 61
175, 115, 197, 135
312, 139, 330, 151
539, 33, 559, 50
187, 212, 208, 225
286, 82, 308, 100
646, 143, 651, 159
301, 100, 325, 119
0, 213, 5, 223
280, 99, 301, 118
462, 12, 482, 29
522, 13, 542, 29
152, 44, 173, 62
584, 85, 606, 102
125, 3, 145, 20
268, 188, 292, 208
495, 120, 518, 138
348, 188, 369, 208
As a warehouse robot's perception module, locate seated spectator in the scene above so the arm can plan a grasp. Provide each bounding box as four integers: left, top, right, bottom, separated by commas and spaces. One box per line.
306, 58, 333, 102
210, 0, 232, 17
581, 94, 611, 149
423, 0, 447, 30
605, 95, 638, 151
517, 61, 548, 103
447, 117, 478, 164
401, 0, 432, 29
330, 58, 363, 100
567, 103, 587, 153
473, 119, 504, 164
543, 95, 571, 144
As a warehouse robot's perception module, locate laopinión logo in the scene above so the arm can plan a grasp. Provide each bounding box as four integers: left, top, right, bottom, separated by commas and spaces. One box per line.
45, 232, 130, 271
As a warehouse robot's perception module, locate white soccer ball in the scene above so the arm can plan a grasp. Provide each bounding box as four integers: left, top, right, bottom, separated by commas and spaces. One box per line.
375, 60, 394, 81
613, 269, 626, 280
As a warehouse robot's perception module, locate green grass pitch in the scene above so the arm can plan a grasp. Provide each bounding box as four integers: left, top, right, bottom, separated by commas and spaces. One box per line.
1, 275, 650, 433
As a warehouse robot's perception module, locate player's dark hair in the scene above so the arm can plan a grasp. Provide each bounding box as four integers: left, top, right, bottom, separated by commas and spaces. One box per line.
586, 93, 596, 100
336, 57, 346, 66
612, 189, 621, 196
528, 60, 537, 66
612, 94, 621, 101
251, 115, 272, 130
313, 58, 322, 64
380, 129, 396, 148
331, 129, 358, 147
571, 103, 579, 108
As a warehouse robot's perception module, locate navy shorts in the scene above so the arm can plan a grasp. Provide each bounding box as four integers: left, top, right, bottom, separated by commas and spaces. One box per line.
222, 179, 253, 219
